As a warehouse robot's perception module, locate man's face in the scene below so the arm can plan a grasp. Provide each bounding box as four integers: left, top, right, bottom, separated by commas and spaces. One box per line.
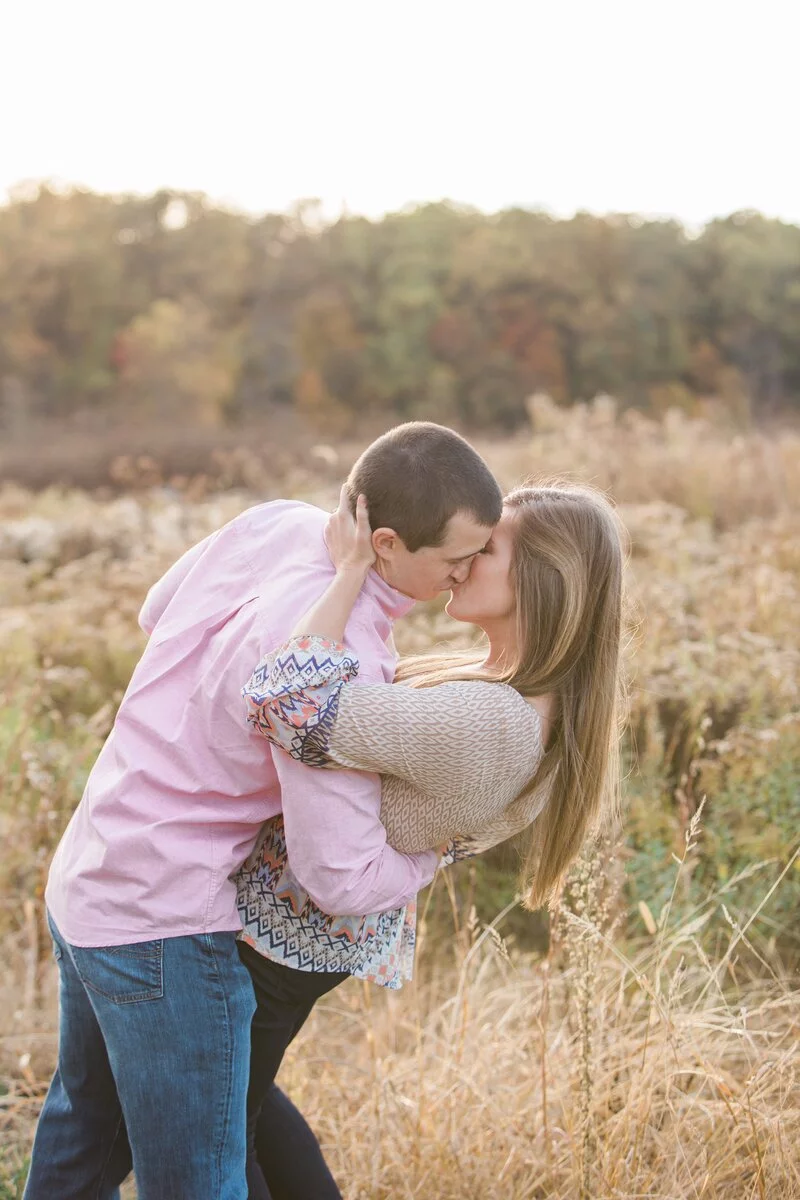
373, 511, 495, 602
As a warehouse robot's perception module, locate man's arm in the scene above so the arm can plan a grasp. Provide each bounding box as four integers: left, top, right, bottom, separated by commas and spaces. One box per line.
274, 750, 439, 915
243, 636, 440, 912
243, 630, 439, 913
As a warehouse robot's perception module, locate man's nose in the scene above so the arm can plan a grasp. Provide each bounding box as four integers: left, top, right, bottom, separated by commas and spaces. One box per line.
450, 561, 471, 585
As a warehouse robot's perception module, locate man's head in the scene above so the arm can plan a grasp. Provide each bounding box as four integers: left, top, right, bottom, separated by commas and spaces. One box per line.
346, 422, 502, 601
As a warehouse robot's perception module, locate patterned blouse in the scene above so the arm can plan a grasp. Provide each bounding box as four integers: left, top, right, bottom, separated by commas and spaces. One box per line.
236, 635, 548, 989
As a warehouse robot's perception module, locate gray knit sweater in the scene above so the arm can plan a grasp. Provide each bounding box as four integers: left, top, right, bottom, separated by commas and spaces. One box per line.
243, 634, 549, 862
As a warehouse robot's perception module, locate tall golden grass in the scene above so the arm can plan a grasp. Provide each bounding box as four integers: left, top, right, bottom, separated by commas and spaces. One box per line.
1, 403, 798, 1197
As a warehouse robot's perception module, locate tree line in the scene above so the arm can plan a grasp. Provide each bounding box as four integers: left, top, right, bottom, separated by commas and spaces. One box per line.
2, 184, 799, 434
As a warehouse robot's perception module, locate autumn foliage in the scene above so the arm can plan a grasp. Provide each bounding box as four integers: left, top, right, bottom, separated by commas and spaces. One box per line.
2, 186, 800, 442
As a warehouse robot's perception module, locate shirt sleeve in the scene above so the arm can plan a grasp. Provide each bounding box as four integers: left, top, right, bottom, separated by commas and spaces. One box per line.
245, 620, 439, 917
242, 634, 358, 766
273, 751, 439, 915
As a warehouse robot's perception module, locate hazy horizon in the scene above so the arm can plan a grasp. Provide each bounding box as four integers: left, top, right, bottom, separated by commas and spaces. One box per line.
3, 0, 798, 227
5, 176, 798, 234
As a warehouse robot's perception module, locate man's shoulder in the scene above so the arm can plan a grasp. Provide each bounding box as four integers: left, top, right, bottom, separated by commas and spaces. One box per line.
243, 500, 332, 623
232, 498, 327, 535
228, 499, 328, 567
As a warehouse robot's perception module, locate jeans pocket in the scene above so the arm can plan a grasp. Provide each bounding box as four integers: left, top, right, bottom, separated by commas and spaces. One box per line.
70, 939, 165, 1004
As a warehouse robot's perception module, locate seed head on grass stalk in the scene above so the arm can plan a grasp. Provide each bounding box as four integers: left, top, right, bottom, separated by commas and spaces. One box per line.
560, 836, 619, 1198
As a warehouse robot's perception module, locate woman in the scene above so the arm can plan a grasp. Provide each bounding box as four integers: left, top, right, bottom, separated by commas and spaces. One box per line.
236, 480, 626, 1199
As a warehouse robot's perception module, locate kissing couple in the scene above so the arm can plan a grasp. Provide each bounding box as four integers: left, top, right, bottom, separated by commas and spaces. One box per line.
25, 422, 625, 1199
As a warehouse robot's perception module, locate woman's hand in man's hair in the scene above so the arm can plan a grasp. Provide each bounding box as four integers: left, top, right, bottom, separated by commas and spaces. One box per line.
326, 484, 376, 577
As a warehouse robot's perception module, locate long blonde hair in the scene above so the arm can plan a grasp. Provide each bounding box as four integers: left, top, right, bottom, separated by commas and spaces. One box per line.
395, 481, 625, 909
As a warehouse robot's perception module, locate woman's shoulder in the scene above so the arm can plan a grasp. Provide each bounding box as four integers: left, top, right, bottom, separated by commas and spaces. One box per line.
423, 681, 544, 778
406, 679, 543, 737
341, 678, 544, 763
430, 678, 539, 711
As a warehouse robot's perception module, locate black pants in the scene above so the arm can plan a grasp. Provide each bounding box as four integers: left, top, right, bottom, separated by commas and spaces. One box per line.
238, 940, 350, 1200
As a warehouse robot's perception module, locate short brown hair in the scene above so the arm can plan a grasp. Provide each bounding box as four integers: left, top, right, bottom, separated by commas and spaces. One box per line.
347, 422, 502, 551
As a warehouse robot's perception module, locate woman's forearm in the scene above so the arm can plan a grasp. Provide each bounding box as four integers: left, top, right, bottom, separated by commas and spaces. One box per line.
290, 566, 370, 642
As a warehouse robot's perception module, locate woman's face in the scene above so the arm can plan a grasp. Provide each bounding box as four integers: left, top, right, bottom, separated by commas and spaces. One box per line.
445, 508, 517, 627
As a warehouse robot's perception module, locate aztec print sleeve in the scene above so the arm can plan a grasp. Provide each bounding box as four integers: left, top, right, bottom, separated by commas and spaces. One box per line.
242, 634, 360, 766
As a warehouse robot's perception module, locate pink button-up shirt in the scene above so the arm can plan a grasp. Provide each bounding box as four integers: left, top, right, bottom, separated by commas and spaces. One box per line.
46, 500, 439, 947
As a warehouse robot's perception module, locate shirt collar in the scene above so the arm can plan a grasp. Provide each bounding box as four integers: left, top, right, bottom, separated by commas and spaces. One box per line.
362, 567, 416, 621
320, 520, 415, 621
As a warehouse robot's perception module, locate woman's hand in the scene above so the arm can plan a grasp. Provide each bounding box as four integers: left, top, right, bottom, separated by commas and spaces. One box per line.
290, 487, 375, 641
326, 485, 376, 577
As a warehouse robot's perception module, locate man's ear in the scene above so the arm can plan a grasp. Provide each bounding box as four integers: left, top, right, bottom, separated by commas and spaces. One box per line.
372, 527, 402, 560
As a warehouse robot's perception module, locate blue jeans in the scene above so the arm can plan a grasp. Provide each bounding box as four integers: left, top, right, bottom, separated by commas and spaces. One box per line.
24, 914, 256, 1200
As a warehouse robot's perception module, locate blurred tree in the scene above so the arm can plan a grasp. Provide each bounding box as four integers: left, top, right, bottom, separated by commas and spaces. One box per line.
1, 185, 799, 432
690, 213, 800, 415
115, 298, 237, 426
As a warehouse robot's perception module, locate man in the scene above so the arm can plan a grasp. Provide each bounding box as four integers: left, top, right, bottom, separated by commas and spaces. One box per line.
25, 422, 502, 1200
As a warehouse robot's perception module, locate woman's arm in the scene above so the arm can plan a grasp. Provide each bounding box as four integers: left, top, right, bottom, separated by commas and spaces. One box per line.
329, 681, 546, 856
328, 680, 541, 810
243, 633, 359, 765
243, 486, 378, 763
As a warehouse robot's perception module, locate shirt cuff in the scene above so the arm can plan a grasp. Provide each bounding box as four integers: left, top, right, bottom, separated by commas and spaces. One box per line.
272, 634, 359, 687
243, 635, 360, 765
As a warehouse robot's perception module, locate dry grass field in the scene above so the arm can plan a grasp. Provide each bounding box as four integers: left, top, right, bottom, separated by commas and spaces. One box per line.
1, 401, 799, 1198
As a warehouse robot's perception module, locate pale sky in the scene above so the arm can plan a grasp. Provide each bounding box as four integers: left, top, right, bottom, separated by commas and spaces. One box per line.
2, 0, 798, 226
